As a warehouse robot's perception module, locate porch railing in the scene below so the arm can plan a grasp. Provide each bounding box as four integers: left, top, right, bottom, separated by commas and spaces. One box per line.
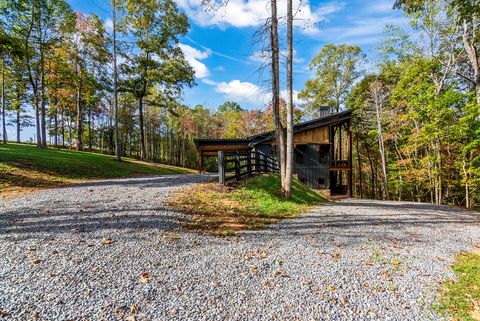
218, 150, 279, 184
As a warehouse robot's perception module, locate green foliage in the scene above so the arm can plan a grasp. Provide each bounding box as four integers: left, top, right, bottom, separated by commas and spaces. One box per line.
434, 251, 480, 321
299, 44, 365, 115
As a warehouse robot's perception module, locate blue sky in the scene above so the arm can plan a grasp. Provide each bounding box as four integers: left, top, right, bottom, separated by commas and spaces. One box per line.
7, 0, 409, 141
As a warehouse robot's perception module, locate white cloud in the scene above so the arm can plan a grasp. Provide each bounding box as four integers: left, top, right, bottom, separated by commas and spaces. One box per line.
176, 0, 344, 34
179, 43, 211, 78
215, 80, 265, 103
214, 79, 304, 105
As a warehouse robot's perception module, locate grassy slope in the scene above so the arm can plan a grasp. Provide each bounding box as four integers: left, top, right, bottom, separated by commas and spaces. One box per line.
168, 174, 325, 235
435, 250, 480, 321
0, 143, 195, 197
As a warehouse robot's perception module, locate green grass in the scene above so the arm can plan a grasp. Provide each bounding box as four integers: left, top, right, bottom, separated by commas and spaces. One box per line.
168, 174, 325, 234
435, 251, 480, 321
0, 143, 194, 197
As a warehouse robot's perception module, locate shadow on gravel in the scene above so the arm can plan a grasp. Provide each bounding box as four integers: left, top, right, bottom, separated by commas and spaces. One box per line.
244, 200, 480, 241
0, 207, 183, 240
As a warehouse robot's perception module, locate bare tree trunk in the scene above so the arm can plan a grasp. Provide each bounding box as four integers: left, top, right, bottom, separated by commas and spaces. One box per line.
76, 77, 83, 151
138, 96, 146, 159
1, 59, 6, 144
16, 109, 21, 143
88, 108, 92, 150
284, 0, 294, 198
371, 80, 389, 200
355, 132, 363, 198
40, 48, 47, 148
270, 0, 285, 190
61, 107, 65, 147
54, 108, 58, 146
112, 0, 121, 161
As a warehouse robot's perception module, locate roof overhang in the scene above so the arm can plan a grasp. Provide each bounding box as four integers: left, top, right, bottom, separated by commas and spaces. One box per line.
194, 139, 252, 156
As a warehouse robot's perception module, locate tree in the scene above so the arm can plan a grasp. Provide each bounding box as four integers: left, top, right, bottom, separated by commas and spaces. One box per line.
299, 44, 365, 115
269, 0, 286, 193
284, 0, 294, 198
2, 0, 73, 147
218, 101, 242, 113
112, 0, 121, 161
120, 0, 194, 159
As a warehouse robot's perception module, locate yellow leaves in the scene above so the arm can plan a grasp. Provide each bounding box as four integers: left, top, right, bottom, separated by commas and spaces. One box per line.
31, 259, 42, 265
129, 304, 138, 314
101, 238, 113, 245
274, 268, 288, 277
326, 286, 336, 292
139, 272, 150, 284
331, 251, 341, 261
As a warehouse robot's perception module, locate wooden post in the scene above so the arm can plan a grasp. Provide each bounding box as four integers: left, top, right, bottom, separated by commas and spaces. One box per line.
199, 151, 204, 173
256, 151, 260, 173
218, 150, 225, 184
348, 119, 353, 197
247, 151, 252, 175
259, 152, 265, 172
235, 151, 240, 180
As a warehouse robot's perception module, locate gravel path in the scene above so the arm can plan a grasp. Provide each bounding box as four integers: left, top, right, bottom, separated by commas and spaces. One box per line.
1, 175, 479, 321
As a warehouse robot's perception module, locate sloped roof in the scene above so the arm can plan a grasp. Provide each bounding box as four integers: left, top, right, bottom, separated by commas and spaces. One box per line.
193, 110, 352, 152
249, 110, 352, 145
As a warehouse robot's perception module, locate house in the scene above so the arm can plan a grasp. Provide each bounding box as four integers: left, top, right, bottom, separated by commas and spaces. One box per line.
194, 110, 353, 197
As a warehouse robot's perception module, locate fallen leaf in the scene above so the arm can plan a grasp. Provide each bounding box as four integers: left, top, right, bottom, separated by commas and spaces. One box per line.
31, 259, 41, 265
101, 238, 113, 245
274, 268, 288, 277
140, 272, 150, 284
130, 304, 138, 314
327, 286, 336, 291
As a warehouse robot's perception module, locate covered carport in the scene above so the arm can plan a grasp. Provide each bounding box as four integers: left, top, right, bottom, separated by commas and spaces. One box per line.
194, 139, 252, 173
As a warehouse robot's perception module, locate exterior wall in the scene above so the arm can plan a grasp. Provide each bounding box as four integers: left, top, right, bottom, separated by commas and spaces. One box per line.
294, 144, 330, 189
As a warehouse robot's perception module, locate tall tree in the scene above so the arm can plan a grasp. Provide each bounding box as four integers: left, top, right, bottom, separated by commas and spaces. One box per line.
112, 0, 121, 161
270, 0, 286, 192
284, 0, 294, 198
299, 44, 365, 115
120, 0, 194, 159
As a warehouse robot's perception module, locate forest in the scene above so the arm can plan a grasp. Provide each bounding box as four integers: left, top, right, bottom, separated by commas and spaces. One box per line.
0, 0, 479, 208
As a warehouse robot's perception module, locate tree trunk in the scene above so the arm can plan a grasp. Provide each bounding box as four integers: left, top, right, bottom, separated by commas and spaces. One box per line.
40, 48, 47, 148
355, 132, 363, 198
1, 59, 6, 144
112, 0, 121, 161
138, 96, 146, 159
284, 0, 294, 198
76, 80, 83, 151
16, 109, 21, 143
88, 108, 92, 150
54, 108, 58, 146
270, 0, 285, 190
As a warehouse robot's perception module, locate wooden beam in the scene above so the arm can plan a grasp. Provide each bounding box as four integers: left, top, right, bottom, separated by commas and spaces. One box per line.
218, 150, 225, 184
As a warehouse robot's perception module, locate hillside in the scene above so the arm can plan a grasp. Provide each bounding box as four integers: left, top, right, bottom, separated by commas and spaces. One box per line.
0, 143, 195, 198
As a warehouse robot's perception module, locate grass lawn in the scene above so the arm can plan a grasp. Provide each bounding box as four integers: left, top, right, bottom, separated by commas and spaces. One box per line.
0, 143, 195, 198
435, 248, 480, 321
167, 173, 325, 235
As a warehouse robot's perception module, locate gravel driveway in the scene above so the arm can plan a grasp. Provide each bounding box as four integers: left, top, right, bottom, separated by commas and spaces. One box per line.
1, 174, 479, 321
